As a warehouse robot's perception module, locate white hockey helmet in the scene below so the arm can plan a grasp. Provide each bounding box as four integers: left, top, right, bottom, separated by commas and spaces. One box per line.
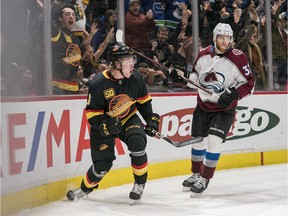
213, 23, 234, 53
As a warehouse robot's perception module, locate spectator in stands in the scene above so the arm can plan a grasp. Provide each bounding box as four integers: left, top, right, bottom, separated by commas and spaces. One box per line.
138, 62, 168, 86
85, 0, 116, 32
4, 62, 36, 96
82, 27, 114, 78
164, 0, 190, 31
149, 26, 175, 66
166, 0, 192, 54
70, 0, 87, 37
144, 0, 165, 30
242, 0, 263, 27
234, 23, 266, 89
271, 0, 287, 90
95, 58, 110, 73
81, 45, 98, 78
91, 9, 117, 60
226, 0, 253, 14
177, 24, 193, 69
84, 58, 110, 87
76, 65, 89, 94
125, 0, 156, 58
53, 1, 97, 48
199, 0, 218, 47
51, 3, 82, 94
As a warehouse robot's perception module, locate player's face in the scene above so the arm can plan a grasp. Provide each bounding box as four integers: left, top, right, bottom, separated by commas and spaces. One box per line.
60, 8, 75, 31
121, 57, 136, 78
216, 34, 232, 52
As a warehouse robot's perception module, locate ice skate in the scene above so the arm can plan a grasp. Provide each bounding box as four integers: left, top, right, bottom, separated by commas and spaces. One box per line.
190, 176, 209, 197
129, 183, 145, 205
182, 173, 200, 192
65, 188, 91, 201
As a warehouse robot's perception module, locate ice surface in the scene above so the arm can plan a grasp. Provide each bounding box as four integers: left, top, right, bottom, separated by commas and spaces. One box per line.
14, 164, 288, 216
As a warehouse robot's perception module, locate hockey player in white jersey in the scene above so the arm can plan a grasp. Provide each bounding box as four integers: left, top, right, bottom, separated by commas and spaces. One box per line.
182, 23, 255, 196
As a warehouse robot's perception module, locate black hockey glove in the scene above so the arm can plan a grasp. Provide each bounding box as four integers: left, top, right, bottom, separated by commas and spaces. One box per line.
145, 113, 160, 137
170, 69, 182, 81
169, 69, 186, 84
99, 117, 122, 136
217, 87, 239, 108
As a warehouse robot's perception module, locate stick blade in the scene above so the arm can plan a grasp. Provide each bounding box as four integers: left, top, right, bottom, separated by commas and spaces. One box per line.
175, 137, 203, 147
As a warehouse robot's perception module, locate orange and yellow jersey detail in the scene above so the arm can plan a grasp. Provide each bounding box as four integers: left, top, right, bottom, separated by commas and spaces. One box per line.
86, 109, 104, 120
52, 79, 79, 92
51, 30, 61, 42
82, 0, 89, 7
137, 94, 152, 104
83, 172, 99, 188
102, 69, 115, 81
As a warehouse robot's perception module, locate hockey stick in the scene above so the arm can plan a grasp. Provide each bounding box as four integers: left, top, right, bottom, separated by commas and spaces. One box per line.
179, 75, 220, 98
115, 29, 218, 96
151, 129, 203, 147
116, 29, 168, 71
104, 92, 202, 147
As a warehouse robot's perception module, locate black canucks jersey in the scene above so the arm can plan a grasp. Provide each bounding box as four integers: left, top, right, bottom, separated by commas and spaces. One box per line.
51, 23, 81, 94
86, 69, 154, 132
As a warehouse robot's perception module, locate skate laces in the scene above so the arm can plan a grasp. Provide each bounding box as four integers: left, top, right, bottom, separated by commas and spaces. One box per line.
72, 188, 89, 199
186, 173, 200, 183
194, 177, 208, 189
131, 183, 145, 196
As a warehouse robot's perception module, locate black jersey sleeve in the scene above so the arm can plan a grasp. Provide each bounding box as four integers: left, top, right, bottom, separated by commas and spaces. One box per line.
133, 71, 154, 122
85, 74, 107, 130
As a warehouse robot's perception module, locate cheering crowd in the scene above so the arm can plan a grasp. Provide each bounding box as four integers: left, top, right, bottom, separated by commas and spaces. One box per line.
1, 0, 287, 96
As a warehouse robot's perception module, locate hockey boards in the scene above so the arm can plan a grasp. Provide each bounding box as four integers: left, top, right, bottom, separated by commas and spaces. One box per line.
151, 129, 203, 147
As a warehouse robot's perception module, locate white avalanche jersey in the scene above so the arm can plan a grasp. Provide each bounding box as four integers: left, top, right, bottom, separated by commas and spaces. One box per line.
188, 45, 255, 112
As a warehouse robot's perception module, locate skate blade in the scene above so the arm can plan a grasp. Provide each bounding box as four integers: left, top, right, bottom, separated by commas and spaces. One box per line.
182, 186, 191, 192
63, 196, 88, 202
190, 192, 203, 198
129, 199, 139, 205
63, 197, 74, 202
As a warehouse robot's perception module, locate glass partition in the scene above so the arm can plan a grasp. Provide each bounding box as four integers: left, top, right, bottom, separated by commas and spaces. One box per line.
1, 0, 287, 97
1, 0, 46, 96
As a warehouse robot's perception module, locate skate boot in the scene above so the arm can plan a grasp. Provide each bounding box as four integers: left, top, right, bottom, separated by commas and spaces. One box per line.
66, 188, 91, 201
190, 175, 209, 195
182, 173, 200, 192
129, 183, 145, 205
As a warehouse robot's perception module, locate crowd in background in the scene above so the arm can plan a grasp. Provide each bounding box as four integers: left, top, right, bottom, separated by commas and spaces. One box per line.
1, 0, 287, 96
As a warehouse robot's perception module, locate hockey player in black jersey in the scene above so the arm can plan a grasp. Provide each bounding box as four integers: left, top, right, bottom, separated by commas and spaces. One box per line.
66, 43, 160, 203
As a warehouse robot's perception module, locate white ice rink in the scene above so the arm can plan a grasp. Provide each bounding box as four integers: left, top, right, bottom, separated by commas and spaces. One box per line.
14, 164, 287, 216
